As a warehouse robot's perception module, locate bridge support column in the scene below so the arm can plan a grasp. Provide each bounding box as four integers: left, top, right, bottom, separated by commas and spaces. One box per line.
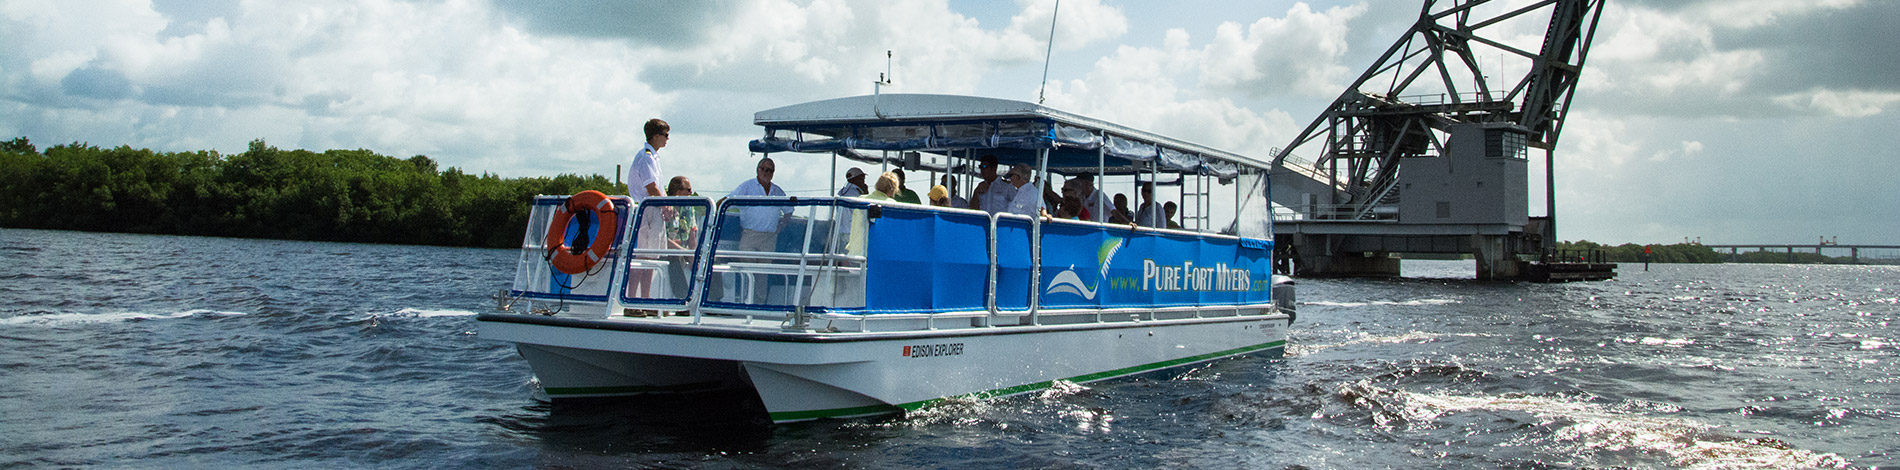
1473, 235, 1526, 281
1289, 234, 1399, 278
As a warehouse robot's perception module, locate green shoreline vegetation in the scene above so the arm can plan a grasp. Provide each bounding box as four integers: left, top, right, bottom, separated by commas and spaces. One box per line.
0, 137, 620, 248
0, 137, 1876, 264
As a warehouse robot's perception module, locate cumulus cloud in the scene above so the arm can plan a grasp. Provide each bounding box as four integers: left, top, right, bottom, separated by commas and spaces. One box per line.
1773, 89, 1900, 118
2, 0, 1893, 243
1197, 2, 1366, 98
1581, 0, 1883, 117
1041, 28, 1294, 160
490, 0, 739, 47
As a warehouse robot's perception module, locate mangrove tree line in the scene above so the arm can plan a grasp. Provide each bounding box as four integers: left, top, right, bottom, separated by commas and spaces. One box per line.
0, 137, 620, 248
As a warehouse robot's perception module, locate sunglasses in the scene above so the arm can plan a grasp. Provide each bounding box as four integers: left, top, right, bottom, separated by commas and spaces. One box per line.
757, 167, 774, 173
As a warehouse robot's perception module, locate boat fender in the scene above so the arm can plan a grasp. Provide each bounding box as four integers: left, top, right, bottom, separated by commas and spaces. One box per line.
544, 190, 619, 275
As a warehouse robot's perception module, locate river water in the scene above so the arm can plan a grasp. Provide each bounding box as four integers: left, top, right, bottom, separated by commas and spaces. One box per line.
1, 228, 1893, 468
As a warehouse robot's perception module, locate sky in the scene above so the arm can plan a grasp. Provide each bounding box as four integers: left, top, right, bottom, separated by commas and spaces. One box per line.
2, 0, 1895, 245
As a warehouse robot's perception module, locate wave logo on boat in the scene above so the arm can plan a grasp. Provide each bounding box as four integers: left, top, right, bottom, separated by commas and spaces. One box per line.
1045, 237, 1123, 300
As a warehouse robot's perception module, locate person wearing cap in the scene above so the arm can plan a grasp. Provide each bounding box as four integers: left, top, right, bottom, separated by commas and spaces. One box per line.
832, 167, 868, 254
838, 167, 867, 197
1004, 163, 1046, 218
939, 175, 967, 208
927, 185, 951, 207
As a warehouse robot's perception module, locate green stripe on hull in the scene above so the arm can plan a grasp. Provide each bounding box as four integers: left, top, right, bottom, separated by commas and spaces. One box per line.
769, 340, 1286, 422
545, 380, 725, 396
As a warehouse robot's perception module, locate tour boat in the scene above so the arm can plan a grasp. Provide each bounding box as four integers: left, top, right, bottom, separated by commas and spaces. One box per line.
477, 94, 1296, 422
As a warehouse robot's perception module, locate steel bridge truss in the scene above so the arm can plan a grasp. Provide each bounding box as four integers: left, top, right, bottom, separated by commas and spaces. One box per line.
1271, 0, 1605, 223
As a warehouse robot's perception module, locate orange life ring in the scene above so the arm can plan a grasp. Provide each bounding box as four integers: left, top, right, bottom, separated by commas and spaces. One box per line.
544, 190, 619, 275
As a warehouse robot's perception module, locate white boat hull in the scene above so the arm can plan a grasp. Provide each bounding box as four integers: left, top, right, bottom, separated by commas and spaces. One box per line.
479, 312, 1289, 422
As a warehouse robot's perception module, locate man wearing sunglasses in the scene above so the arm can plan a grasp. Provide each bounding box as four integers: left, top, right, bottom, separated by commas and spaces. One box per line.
969, 154, 1012, 214
724, 157, 792, 302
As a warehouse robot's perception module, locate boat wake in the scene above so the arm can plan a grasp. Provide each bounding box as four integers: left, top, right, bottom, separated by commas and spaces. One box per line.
1289, 331, 1488, 356
1303, 298, 1460, 308
1329, 382, 1852, 469
380, 307, 480, 318
0, 309, 247, 326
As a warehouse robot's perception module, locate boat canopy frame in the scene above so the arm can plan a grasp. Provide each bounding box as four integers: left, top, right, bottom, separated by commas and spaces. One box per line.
748, 94, 1262, 180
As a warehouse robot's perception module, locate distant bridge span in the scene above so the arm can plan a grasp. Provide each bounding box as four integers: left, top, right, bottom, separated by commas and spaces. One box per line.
1701, 244, 1900, 264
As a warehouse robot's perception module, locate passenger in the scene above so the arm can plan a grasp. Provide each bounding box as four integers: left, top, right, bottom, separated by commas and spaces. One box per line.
928, 185, 952, 207
1057, 179, 1091, 221
1164, 201, 1182, 229
869, 172, 899, 200
626, 118, 668, 201
1135, 182, 1161, 228
1110, 193, 1135, 225
1074, 173, 1112, 223
939, 175, 968, 208
845, 172, 901, 255
969, 154, 1012, 214
891, 168, 922, 204
1004, 164, 1046, 218
838, 167, 867, 197
723, 158, 792, 302
830, 167, 869, 255
1054, 194, 1085, 220
663, 176, 700, 299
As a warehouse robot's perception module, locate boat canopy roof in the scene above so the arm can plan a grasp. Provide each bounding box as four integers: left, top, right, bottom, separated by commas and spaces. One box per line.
749, 94, 1267, 179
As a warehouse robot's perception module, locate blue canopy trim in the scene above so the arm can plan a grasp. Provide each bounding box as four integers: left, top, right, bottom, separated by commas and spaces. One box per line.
749, 118, 1244, 178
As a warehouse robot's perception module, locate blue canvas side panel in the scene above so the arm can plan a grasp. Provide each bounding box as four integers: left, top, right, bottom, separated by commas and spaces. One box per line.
931, 210, 992, 312
1239, 239, 1273, 304
993, 218, 1034, 311
1100, 228, 1145, 309
864, 207, 936, 313
1035, 222, 1107, 310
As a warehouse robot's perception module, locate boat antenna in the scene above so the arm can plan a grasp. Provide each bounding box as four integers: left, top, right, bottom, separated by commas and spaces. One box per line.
873, 50, 894, 118
1037, 0, 1059, 104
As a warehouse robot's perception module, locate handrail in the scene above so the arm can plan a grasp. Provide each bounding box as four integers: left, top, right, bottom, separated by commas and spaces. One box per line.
644, 196, 1274, 325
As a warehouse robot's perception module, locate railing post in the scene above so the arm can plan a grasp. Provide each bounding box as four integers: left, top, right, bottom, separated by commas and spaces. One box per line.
986, 213, 999, 326
1029, 148, 1047, 326
788, 200, 817, 331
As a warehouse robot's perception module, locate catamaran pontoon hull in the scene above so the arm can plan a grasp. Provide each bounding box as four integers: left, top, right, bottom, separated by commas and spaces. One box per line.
481, 310, 1287, 422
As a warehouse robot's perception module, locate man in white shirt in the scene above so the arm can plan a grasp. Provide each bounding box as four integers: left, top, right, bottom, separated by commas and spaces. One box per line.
1004, 163, 1045, 218
970, 154, 1013, 214
1134, 181, 1161, 228
833, 167, 866, 253
626, 118, 669, 201
726, 157, 791, 302
1074, 172, 1112, 223
728, 157, 791, 252
838, 167, 866, 197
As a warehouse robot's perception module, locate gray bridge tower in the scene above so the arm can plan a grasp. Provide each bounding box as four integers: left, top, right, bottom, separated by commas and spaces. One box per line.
1270, 0, 1607, 280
